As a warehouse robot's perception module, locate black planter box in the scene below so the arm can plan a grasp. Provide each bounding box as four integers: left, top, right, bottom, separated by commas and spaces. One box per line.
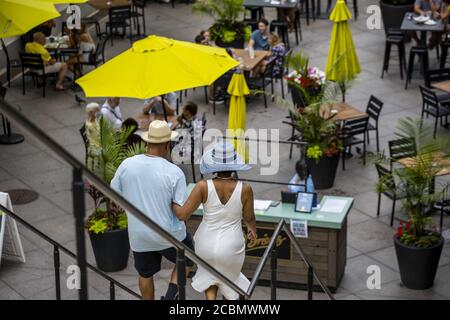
394, 235, 443, 289
306, 155, 340, 190
90, 228, 130, 272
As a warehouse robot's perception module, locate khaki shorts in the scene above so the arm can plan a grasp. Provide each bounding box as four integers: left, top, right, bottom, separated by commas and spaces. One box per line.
44, 62, 63, 74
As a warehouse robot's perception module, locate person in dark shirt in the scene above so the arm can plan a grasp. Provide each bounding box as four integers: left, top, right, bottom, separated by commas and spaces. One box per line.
122, 118, 144, 148
174, 101, 198, 132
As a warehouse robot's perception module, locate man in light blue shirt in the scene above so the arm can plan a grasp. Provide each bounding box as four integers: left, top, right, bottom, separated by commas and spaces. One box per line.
249, 18, 270, 51
111, 120, 193, 300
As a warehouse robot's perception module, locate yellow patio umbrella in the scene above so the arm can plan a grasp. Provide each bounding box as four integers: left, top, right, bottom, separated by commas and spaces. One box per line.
325, 0, 361, 101
76, 35, 240, 99
227, 71, 250, 162
0, 0, 61, 38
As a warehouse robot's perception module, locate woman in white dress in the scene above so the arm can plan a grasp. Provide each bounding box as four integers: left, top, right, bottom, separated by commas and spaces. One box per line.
172, 142, 257, 300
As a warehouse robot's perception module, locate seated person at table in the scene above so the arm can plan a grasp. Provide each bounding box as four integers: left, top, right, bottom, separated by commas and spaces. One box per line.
143, 93, 176, 116
253, 33, 286, 78
415, 0, 443, 48
122, 118, 144, 148
248, 18, 270, 51
65, 24, 96, 75
288, 160, 315, 194
195, 30, 211, 45
277, 2, 301, 32
174, 101, 198, 131
440, 0, 450, 28
25, 32, 69, 91
101, 97, 123, 130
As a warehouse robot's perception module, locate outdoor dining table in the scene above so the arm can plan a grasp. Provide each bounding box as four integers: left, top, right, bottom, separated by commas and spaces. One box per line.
400, 12, 445, 47
232, 48, 270, 72
320, 102, 368, 122
244, 0, 301, 21
398, 153, 450, 177
88, 0, 132, 10
134, 112, 178, 130
432, 80, 450, 93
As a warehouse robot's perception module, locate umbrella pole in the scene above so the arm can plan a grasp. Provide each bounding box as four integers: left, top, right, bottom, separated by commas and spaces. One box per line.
339, 82, 346, 103
161, 94, 168, 122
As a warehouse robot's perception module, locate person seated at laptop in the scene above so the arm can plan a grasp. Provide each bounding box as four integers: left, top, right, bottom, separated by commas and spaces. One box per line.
288, 160, 315, 194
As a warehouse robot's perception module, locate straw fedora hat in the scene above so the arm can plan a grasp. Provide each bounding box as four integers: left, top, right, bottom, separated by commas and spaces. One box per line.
200, 141, 251, 175
140, 120, 178, 143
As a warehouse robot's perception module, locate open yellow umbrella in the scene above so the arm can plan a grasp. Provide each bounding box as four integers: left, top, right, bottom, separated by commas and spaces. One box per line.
0, 0, 60, 38
325, 0, 361, 100
76, 35, 240, 99
227, 71, 249, 161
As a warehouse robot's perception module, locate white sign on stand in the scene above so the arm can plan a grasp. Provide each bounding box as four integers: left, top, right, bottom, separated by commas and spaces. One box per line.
0, 192, 26, 266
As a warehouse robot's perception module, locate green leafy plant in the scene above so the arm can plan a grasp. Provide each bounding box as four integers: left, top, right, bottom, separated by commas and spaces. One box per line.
376, 117, 450, 248
85, 118, 147, 235
193, 0, 250, 44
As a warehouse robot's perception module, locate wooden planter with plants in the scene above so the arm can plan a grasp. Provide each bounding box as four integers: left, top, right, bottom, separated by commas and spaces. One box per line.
377, 117, 449, 289
284, 53, 343, 189
85, 118, 146, 272
193, 0, 251, 49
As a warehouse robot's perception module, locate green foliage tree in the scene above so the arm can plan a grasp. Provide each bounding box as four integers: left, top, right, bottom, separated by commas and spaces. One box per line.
85, 118, 147, 234
376, 117, 450, 247
193, 0, 250, 44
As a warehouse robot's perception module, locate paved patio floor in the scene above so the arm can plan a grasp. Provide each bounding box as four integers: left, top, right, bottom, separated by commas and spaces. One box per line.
0, 0, 449, 300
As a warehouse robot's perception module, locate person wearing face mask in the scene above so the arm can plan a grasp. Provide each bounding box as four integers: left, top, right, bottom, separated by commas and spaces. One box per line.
85, 102, 102, 162
101, 97, 123, 130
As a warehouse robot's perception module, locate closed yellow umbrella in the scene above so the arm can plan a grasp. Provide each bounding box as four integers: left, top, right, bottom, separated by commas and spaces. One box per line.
325, 0, 361, 95
227, 71, 249, 161
76, 35, 240, 99
0, 0, 60, 38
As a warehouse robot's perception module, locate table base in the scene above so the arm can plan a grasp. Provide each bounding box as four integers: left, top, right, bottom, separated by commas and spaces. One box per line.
0, 133, 24, 145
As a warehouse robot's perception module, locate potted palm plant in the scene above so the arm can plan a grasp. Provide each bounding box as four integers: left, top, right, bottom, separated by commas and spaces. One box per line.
85, 118, 146, 272
193, 0, 251, 48
284, 53, 342, 189
376, 117, 450, 289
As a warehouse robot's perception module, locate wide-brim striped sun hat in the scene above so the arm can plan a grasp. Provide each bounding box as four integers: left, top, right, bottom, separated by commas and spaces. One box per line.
200, 141, 251, 175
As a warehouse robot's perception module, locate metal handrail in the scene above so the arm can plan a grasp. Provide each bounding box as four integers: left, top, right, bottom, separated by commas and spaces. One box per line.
0, 99, 248, 299
0, 203, 141, 300
247, 220, 285, 297
244, 219, 334, 300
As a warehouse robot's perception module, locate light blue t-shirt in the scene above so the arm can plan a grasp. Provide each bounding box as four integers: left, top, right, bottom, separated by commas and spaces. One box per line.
111, 154, 187, 252
251, 30, 269, 51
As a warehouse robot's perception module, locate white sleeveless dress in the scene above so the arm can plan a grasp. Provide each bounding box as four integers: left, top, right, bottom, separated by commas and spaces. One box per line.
191, 180, 250, 300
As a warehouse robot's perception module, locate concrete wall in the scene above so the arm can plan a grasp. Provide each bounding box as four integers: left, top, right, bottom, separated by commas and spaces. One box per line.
0, 4, 99, 78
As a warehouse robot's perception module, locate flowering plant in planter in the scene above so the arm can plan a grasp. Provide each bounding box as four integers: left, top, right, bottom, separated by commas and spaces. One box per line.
284, 53, 343, 163
285, 67, 326, 96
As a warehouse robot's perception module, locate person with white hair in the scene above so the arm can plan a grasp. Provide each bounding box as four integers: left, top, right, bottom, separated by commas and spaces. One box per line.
171, 141, 257, 300
85, 102, 102, 159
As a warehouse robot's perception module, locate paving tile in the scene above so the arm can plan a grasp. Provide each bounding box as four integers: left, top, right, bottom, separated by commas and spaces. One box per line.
348, 219, 396, 253
367, 245, 450, 273
356, 280, 448, 300
339, 255, 399, 293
